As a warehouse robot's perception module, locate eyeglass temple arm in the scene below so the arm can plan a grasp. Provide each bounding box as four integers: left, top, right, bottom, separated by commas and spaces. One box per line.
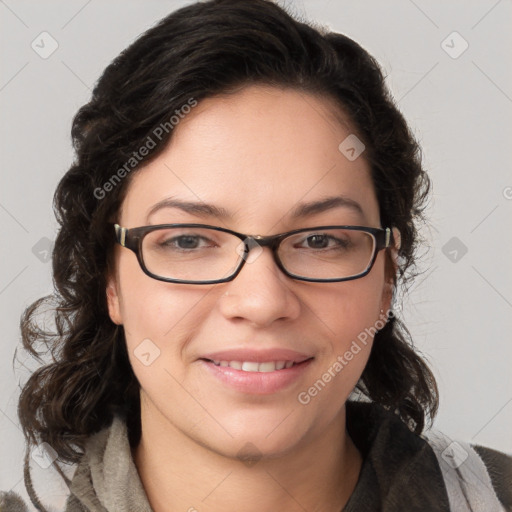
115, 224, 127, 247
384, 227, 400, 249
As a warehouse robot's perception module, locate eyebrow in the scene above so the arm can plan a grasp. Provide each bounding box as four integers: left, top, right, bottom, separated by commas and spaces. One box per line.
147, 195, 364, 221
147, 198, 231, 220
290, 195, 364, 218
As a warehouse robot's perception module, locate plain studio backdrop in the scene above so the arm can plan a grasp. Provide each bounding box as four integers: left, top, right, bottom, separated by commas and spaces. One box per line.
1, 0, 511, 506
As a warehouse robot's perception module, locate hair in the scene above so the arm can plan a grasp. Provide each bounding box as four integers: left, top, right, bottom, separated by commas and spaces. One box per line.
18, 0, 438, 471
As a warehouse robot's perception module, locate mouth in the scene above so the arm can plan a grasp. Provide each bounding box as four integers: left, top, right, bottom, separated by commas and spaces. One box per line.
201, 358, 313, 372
199, 356, 315, 394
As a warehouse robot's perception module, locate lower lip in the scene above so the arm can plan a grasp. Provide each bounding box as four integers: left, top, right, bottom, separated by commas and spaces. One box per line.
200, 359, 314, 395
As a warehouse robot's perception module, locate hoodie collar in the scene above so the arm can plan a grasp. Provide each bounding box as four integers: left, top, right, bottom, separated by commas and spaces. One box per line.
343, 400, 450, 511
69, 415, 152, 512
69, 401, 450, 512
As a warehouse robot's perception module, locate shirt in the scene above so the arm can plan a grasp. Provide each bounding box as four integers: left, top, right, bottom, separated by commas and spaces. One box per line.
1, 400, 511, 511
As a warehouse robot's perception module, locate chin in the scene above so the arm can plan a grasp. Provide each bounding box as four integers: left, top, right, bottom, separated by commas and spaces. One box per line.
207, 432, 304, 463
204, 409, 310, 458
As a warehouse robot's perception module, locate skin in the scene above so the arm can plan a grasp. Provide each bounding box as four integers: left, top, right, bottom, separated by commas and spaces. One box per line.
107, 85, 396, 512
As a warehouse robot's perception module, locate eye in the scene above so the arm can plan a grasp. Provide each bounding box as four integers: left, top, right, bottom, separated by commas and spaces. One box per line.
297, 233, 350, 250
159, 234, 214, 250
305, 234, 330, 249
163, 235, 202, 249
145, 227, 222, 253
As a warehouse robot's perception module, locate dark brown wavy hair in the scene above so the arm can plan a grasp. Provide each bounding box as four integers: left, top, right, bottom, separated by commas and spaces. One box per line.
18, 0, 437, 473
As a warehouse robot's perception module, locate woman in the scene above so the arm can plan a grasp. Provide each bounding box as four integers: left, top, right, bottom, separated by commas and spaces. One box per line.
1, 0, 511, 511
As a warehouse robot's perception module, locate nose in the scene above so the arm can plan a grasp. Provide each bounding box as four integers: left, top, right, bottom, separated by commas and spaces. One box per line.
218, 246, 301, 328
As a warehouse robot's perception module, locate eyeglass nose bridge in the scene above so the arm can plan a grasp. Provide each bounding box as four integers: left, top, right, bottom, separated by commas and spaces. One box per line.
237, 233, 286, 265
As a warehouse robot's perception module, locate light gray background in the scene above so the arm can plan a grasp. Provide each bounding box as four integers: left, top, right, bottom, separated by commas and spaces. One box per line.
1, 0, 511, 506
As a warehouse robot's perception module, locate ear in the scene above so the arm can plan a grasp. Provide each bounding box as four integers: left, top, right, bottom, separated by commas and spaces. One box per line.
106, 275, 123, 325
391, 227, 402, 253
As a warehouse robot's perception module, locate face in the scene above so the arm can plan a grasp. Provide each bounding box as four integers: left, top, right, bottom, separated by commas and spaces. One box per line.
107, 85, 394, 459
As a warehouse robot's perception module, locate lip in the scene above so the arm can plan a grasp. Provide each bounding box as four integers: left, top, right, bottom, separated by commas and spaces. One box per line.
198, 350, 314, 395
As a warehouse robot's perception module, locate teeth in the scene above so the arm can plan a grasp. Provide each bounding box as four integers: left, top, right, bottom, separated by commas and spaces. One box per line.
211, 359, 297, 372
242, 361, 259, 372
258, 361, 278, 372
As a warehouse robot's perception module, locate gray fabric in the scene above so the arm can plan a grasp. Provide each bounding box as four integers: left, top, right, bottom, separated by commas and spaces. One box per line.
0, 491, 29, 512
66, 416, 152, 512
473, 444, 512, 511
2, 404, 511, 511
424, 429, 507, 512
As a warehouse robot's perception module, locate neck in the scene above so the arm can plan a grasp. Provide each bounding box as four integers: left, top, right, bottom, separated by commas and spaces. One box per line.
134, 402, 362, 512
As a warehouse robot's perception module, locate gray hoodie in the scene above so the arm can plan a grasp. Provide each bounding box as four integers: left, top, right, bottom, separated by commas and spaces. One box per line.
2, 401, 511, 511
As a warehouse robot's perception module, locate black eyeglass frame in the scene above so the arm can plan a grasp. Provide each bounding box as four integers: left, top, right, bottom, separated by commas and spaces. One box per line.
114, 223, 393, 285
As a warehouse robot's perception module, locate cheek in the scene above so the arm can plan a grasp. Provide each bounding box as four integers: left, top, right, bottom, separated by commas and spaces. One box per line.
115, 253, 212, 370
296, 264, 387, 426
313, 253, 386, 346
303, 254, 387, 393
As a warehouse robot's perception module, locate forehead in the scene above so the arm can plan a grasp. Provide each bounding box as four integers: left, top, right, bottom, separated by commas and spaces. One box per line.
120, 85, 379, 229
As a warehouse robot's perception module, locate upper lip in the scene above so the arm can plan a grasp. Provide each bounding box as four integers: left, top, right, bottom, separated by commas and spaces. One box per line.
200, 348, 314, 363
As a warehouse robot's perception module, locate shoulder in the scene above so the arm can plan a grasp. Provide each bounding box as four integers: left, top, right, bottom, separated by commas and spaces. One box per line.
0, 415, 128, 512
345, 401, 511, 511
472, 444, 512, 511
423, 429, 512, 512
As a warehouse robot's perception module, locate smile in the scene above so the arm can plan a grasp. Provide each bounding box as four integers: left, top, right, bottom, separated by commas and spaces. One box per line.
200, 357, 314, 394
209, 360, 296, 372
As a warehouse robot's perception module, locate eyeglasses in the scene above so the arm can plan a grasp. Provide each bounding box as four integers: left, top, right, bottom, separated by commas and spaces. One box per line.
114, 223, 393, 284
